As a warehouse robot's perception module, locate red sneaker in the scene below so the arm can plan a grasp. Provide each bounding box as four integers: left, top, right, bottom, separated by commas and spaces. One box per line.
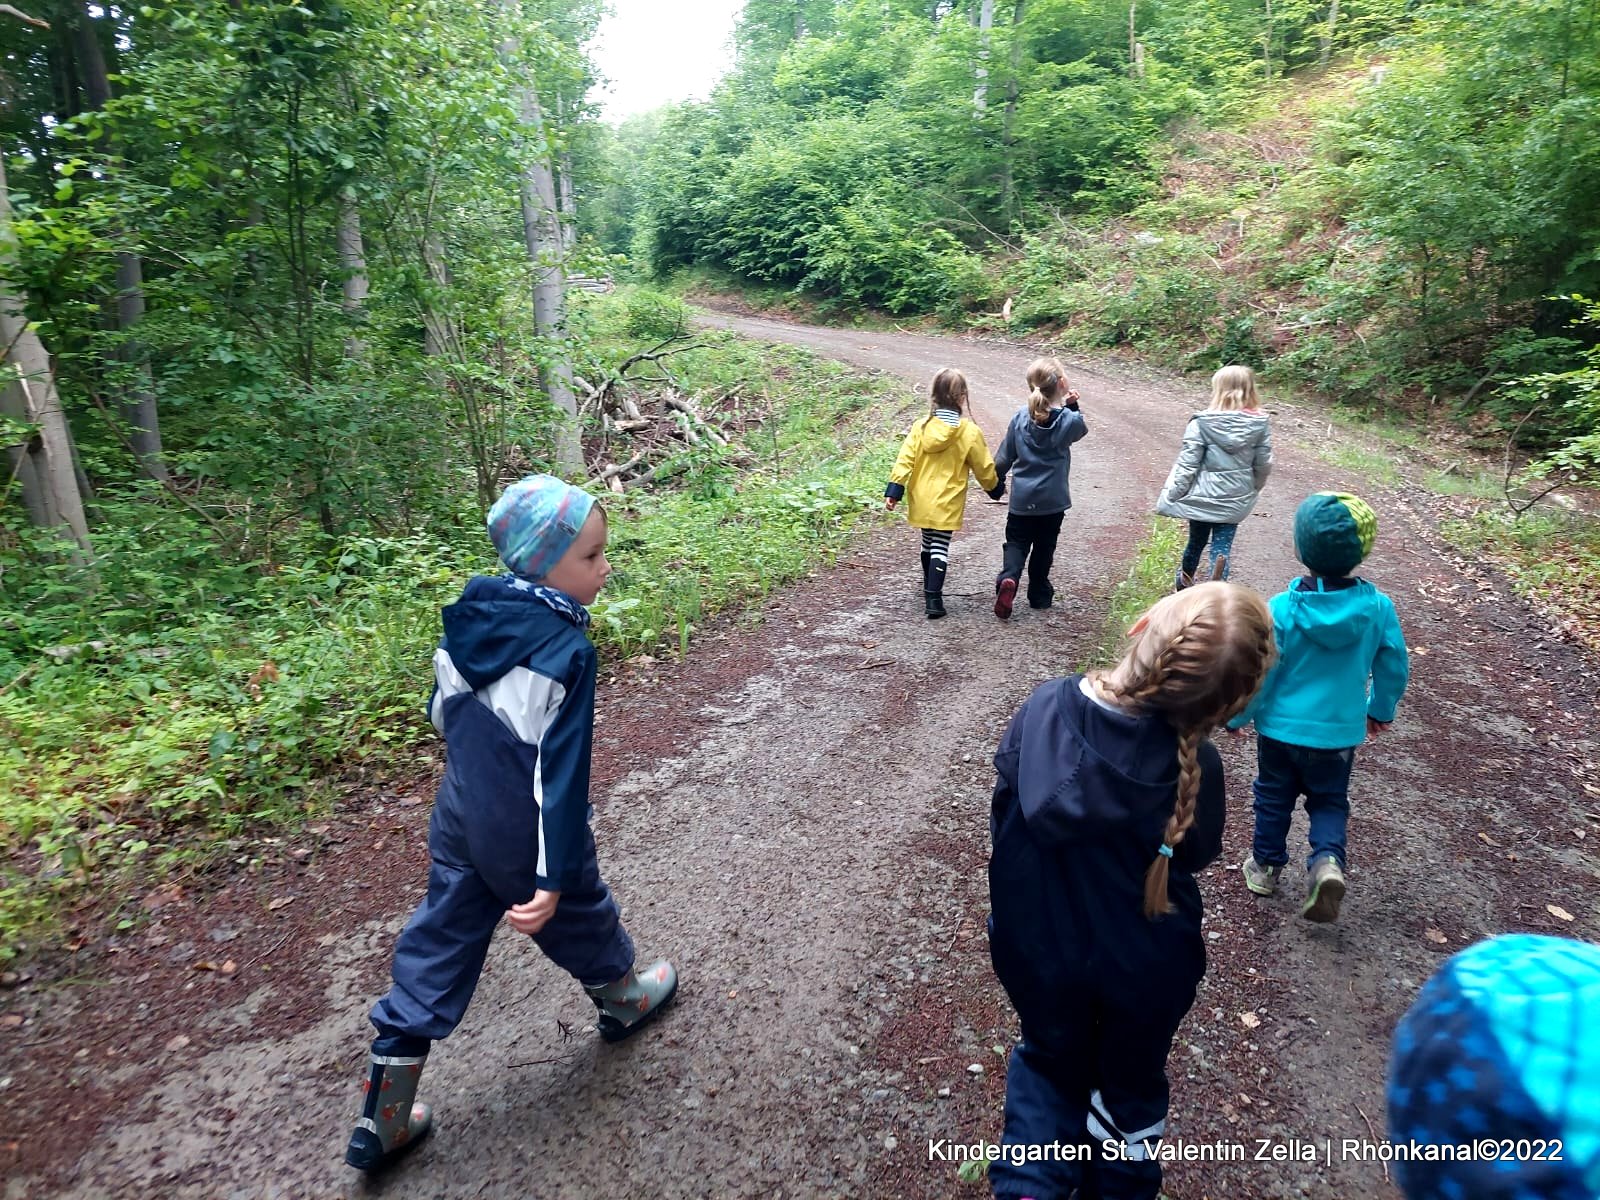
994, 577, 1018, 620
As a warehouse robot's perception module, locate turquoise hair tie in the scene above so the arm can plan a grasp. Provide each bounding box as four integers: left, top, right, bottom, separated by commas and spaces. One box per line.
1158, 844, 1174, 858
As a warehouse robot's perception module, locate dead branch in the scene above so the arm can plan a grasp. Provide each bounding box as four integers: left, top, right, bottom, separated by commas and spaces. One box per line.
595, 453, 644, 482
0, 4, 50, 27
625, 454, 690, 490
1502, 403, 1566, 517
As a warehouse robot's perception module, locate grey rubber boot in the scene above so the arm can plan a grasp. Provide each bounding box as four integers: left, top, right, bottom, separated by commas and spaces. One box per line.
586, 959, 679, 1043
345, 1052, 432, 1171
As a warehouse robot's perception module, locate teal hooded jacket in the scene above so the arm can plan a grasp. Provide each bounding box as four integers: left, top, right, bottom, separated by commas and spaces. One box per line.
1229, 577, 1409, 749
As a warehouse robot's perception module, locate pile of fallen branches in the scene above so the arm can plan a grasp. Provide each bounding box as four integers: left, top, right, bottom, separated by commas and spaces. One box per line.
575, 333, 770, 493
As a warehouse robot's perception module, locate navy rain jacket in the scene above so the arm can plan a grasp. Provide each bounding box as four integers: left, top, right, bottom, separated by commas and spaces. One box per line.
989, 675, 1225, 988
425, 575, 598, 903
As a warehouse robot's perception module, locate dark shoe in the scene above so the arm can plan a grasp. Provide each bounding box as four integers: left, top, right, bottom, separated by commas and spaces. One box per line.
1026, 580, 1055, 609
994, 577, 1017, 620
1174, 568, 1195, 592
586, 960, 679, 1043
1302, 857, 1346, 923
925, 591, 946, 619
346, 1053, 432, 1171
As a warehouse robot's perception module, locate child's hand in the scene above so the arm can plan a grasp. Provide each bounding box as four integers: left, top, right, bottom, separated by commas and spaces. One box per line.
506, 889, 561, 935
1367, 717, 1393, 737
884, 496, 898, 511
1225, 726, 1250, 741
1065, 388, 1081, 405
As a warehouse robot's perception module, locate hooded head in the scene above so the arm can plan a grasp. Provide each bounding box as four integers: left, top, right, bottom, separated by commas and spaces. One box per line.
1387, 934, 1600, 1199
1294, 492, 1377, 578
486, 474, 595, 582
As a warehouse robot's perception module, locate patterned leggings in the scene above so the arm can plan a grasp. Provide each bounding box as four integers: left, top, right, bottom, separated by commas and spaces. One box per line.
921, 528, 953, 563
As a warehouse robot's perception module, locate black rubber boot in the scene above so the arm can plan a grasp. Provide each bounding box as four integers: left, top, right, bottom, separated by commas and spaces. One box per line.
346, 1052, 432, 1171
925, 557, 948, 619
920, 550, 930, 591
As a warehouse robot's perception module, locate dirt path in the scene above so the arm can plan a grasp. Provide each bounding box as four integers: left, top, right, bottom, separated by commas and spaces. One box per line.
7, 315, 1598, 1200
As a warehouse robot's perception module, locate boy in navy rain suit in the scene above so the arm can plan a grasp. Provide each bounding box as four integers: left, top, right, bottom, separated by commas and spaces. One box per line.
345, 475, 678, 1172
987, 583, 1276, 1200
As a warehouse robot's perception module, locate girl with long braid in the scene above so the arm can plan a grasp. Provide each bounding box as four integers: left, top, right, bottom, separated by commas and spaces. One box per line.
986, 582, 1275, 1200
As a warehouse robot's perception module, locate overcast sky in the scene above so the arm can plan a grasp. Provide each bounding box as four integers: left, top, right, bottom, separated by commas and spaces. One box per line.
589, 0, 747, 122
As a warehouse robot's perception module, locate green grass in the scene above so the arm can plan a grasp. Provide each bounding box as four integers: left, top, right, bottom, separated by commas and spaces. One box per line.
0, 302, 910, 957
1423, 467, 1504, 499
1084, 518, 1186, 670
1443, 508, 1600, 642
1319, 441, 1402, 485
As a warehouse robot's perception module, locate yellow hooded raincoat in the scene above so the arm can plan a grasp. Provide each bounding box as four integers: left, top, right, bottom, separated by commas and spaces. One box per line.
889, 415, 1000, 531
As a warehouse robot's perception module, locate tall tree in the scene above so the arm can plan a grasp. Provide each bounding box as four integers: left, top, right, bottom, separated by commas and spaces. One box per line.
500, 5, 582, 476
1000, 0, 1027, 222
67, 0, 167, 483
1, 143, 92, 558
973, 0, 995, 111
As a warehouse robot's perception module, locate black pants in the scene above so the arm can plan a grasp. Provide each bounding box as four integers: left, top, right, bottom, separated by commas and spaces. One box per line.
998, 511, 1065, 608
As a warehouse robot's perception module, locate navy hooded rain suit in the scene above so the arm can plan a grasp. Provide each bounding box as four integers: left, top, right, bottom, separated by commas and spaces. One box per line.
988, 675, 1226, 1200
369, 576, 634, 1056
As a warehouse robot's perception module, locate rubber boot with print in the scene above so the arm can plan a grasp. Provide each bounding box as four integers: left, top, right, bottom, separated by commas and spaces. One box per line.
586, 959, 679, 1043
345, 1051, 432, 1171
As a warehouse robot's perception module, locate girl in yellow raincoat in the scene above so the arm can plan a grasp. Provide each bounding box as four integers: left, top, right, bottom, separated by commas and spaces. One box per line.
885, 368, 1004, 619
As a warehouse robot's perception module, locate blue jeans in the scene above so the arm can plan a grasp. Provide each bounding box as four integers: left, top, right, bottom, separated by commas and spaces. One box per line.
1180, 520, 1237, 581
1251, 735, 1356, 870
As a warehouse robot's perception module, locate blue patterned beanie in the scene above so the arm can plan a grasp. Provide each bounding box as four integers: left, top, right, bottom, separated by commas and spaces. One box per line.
486, 474, 594, 581
1387, 934, 1600, 1199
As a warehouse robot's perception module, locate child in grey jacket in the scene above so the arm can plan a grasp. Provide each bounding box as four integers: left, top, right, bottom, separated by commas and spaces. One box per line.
992, 357, 1088, 617
1155, 364, 1273, 586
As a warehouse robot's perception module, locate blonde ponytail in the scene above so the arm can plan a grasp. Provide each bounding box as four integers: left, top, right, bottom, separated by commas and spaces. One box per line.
1024, 356, 1070, 424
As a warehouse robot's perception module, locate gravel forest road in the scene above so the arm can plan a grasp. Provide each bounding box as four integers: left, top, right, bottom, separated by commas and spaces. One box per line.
7, 313, 1598, 1200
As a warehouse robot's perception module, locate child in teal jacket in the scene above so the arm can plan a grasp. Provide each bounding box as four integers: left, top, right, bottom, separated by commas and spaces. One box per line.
1229, 492, 1409, 923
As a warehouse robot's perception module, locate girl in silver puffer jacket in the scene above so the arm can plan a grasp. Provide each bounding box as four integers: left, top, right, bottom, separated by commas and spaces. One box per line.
1155, 365, 1273, 587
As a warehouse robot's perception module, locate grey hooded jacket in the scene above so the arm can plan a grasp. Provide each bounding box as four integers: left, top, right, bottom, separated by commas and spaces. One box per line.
1155, 410, 1273, 524
994, 403, 1089, 515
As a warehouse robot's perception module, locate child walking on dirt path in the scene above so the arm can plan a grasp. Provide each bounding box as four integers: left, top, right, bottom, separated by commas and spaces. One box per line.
991, 356, 1088, 619
987, 582, 1276, 1200
885, 367, 1004, 619
1155, 364, 1273, 587
1230, 491, 1410, 924
345, 474, 679, 1173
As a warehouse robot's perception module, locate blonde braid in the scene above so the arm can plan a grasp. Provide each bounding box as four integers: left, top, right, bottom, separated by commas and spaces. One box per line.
1144, 728, 1202, 917
1089, 582, 1277, 920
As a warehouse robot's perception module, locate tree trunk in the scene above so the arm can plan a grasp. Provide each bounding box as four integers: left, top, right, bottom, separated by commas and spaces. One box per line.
555, 90, 577, 252
1318, 0, 1339, 66
0, 150, 92, 559
973, 0, 994, 113
1128, 2, 1137, 74
499, 6, 582, 477
72, 0, 166, 482
336, 190, 369, 356
1263, 0, 1274, 81
1000, 0, 1026, 223
794, 0, 806, 40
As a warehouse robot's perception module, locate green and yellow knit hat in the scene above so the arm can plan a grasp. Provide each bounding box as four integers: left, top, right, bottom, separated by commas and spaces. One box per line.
1293, 492, 1377, 577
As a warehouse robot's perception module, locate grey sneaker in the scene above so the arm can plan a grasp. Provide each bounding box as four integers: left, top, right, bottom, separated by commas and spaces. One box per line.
1302, 857, 1347, 923
1241, 856, 1282, 896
